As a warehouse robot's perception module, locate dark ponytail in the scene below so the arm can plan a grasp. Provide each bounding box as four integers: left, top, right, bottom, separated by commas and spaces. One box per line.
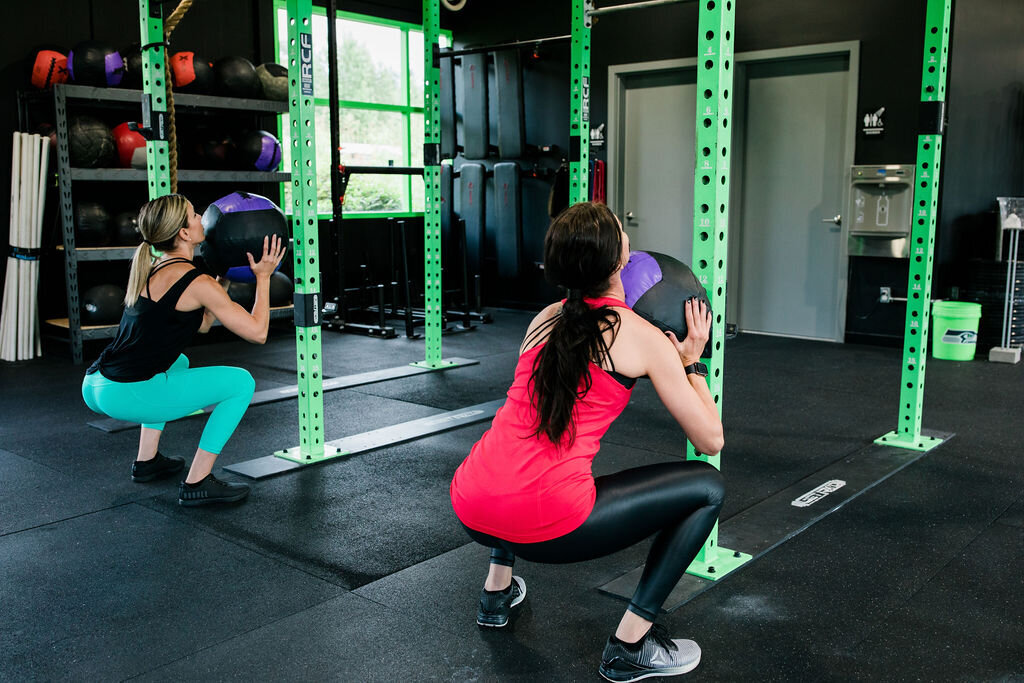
530, 202, 623, 447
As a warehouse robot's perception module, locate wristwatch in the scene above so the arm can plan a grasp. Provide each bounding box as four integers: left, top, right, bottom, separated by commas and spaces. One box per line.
684, 361, 709, 377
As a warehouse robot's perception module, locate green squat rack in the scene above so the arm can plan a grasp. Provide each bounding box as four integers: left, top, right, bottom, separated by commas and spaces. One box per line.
575, 0, 750, 581
277, 0, 331, 463
875, 0, 952, 453
681, 0, 750, 581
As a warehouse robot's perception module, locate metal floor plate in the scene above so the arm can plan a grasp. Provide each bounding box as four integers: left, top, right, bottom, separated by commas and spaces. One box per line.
598, 430, 954, 610
223, 399, 504, 480
87, 357, 479, 433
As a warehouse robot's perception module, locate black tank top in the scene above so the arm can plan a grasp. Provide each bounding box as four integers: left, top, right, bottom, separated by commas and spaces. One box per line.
87, 258, 205, 382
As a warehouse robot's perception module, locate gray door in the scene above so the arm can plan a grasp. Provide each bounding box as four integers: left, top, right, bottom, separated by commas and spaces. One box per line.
734, 56, 850, 340
619, 70, 697, 264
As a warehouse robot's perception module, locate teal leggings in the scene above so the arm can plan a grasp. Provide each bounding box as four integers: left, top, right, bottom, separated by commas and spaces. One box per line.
82, 354, 255, 455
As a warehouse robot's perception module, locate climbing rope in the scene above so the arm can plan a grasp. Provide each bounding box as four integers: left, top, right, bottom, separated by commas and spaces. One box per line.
162, 0, 195, 193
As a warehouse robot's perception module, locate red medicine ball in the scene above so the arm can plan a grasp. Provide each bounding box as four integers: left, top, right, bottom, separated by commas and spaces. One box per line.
111, 122, 147, 169
31, 50, 69, 89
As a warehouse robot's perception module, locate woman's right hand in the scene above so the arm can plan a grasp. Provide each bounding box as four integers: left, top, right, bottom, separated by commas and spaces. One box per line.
247, 235, 287, 279
665, 298, 711, 366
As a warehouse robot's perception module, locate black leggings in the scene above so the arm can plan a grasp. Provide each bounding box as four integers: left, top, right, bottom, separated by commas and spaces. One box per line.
461, 460, 724, 621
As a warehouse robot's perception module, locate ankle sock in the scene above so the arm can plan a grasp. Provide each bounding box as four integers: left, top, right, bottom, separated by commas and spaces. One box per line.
611, 627, 650, 651
483, 584, 512, 595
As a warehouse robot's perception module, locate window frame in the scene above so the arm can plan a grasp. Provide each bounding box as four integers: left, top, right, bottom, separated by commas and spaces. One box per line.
272, 2, 450, 219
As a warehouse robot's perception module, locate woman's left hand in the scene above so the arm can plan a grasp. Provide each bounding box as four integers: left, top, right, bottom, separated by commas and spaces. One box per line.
665, 298, 711, 366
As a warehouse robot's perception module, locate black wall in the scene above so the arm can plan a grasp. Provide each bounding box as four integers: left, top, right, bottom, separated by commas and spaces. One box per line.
940, 0, 1024, 273
0, 0, 273, 313
3, 1, 1023, 335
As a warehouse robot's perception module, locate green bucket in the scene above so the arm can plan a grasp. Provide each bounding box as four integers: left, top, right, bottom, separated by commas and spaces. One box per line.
931, 301, 982, 361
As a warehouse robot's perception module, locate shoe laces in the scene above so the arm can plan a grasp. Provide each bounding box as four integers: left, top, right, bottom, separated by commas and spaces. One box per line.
647, 624, 678, 652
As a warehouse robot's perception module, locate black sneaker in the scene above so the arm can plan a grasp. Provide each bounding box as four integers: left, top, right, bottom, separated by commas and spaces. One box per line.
177, 473, 250, 506
476, 575, 526, 628
599, 624, 701, 681
131, 452, 185, 482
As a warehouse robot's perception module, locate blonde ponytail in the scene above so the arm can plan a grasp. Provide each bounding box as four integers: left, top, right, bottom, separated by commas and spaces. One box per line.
123, 194, 190, 307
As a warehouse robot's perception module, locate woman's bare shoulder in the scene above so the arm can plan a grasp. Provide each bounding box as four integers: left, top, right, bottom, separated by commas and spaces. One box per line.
520, 302, 564, 353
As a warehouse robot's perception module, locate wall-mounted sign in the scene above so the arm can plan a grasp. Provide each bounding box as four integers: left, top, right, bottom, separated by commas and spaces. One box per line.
862, 106, 885, 137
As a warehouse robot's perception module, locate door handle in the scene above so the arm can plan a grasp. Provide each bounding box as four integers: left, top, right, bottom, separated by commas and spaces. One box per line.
821, 214, 841, 225
625, 211, 636, 222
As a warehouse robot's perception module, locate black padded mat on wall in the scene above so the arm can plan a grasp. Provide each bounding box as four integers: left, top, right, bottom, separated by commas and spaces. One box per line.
461, 53, 489, 159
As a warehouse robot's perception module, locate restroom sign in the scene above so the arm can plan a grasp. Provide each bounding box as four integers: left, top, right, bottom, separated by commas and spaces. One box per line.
862, 106, 885, 137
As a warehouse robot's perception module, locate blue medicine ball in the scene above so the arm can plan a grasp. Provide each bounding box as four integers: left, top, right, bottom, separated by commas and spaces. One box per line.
620, 250, 712, 357
199, 191, 288, 276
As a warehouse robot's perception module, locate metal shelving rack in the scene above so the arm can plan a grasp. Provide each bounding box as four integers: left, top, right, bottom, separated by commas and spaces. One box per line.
46, 83, 292, 362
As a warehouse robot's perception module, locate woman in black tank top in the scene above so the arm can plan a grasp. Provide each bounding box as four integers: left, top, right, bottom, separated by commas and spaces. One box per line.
81, 194, 285, 507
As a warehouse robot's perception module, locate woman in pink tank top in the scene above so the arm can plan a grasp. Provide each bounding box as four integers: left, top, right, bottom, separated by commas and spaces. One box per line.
450, 202, 727, 681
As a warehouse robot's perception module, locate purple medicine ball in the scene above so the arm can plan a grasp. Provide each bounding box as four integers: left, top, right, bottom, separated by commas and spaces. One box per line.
68, 40, 124, 87
234, 130, 282, 172
199, 191, 288, 276
620, 250, 712, 356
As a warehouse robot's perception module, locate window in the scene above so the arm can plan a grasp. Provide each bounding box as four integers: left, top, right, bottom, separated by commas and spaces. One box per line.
273, 3, 450, 218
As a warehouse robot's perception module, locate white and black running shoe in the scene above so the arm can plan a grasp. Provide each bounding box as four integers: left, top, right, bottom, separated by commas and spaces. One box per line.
476, 575, 527, 628
599, 624, 701, 681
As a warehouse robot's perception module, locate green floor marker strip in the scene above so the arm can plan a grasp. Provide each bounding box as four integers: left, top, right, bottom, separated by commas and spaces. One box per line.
875, 0, 952, 453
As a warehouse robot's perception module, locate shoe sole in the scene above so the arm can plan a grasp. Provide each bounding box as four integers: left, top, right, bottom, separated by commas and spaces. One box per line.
132, 462, 185, 482
177, 489, 250, 506
598, 655, 701, 682
476, 576, 527, 628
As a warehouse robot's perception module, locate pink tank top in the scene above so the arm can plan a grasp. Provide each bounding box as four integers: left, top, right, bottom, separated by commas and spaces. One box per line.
450, 297, 633, 543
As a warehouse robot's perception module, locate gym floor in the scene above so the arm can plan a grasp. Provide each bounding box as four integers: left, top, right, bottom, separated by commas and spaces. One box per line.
2, 310, 1022, 681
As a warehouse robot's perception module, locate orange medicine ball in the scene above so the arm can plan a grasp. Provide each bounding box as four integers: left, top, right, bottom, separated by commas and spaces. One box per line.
30, 50, 69, 89
170, 51, 213, 93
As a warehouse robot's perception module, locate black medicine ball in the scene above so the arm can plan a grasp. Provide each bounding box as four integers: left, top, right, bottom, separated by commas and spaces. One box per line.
269, 271, 293, 307
226, 280, 256, 309
69, 115, 116, 168
120, 44, 143, 89
112, 211, 140, 245
199, 191, 289, 275
76, 201, 112, 247
213, 56, 261, 98
255, 63, 288, 100
621, 250, 713, 357
81, 284, 126, 325
68, 40, 124, 87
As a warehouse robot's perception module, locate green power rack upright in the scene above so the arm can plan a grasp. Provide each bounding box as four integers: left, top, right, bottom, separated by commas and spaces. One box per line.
138, 0, 330, 463
278, 0, 329, 462
137, 1, 173, 199
274, 0, 453, 466
684, 0, 749, 581
875, 0, 952, 453
576, 0, 749, 581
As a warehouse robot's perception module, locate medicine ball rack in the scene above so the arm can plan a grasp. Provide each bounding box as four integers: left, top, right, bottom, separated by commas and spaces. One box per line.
20, 83, 295, 364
